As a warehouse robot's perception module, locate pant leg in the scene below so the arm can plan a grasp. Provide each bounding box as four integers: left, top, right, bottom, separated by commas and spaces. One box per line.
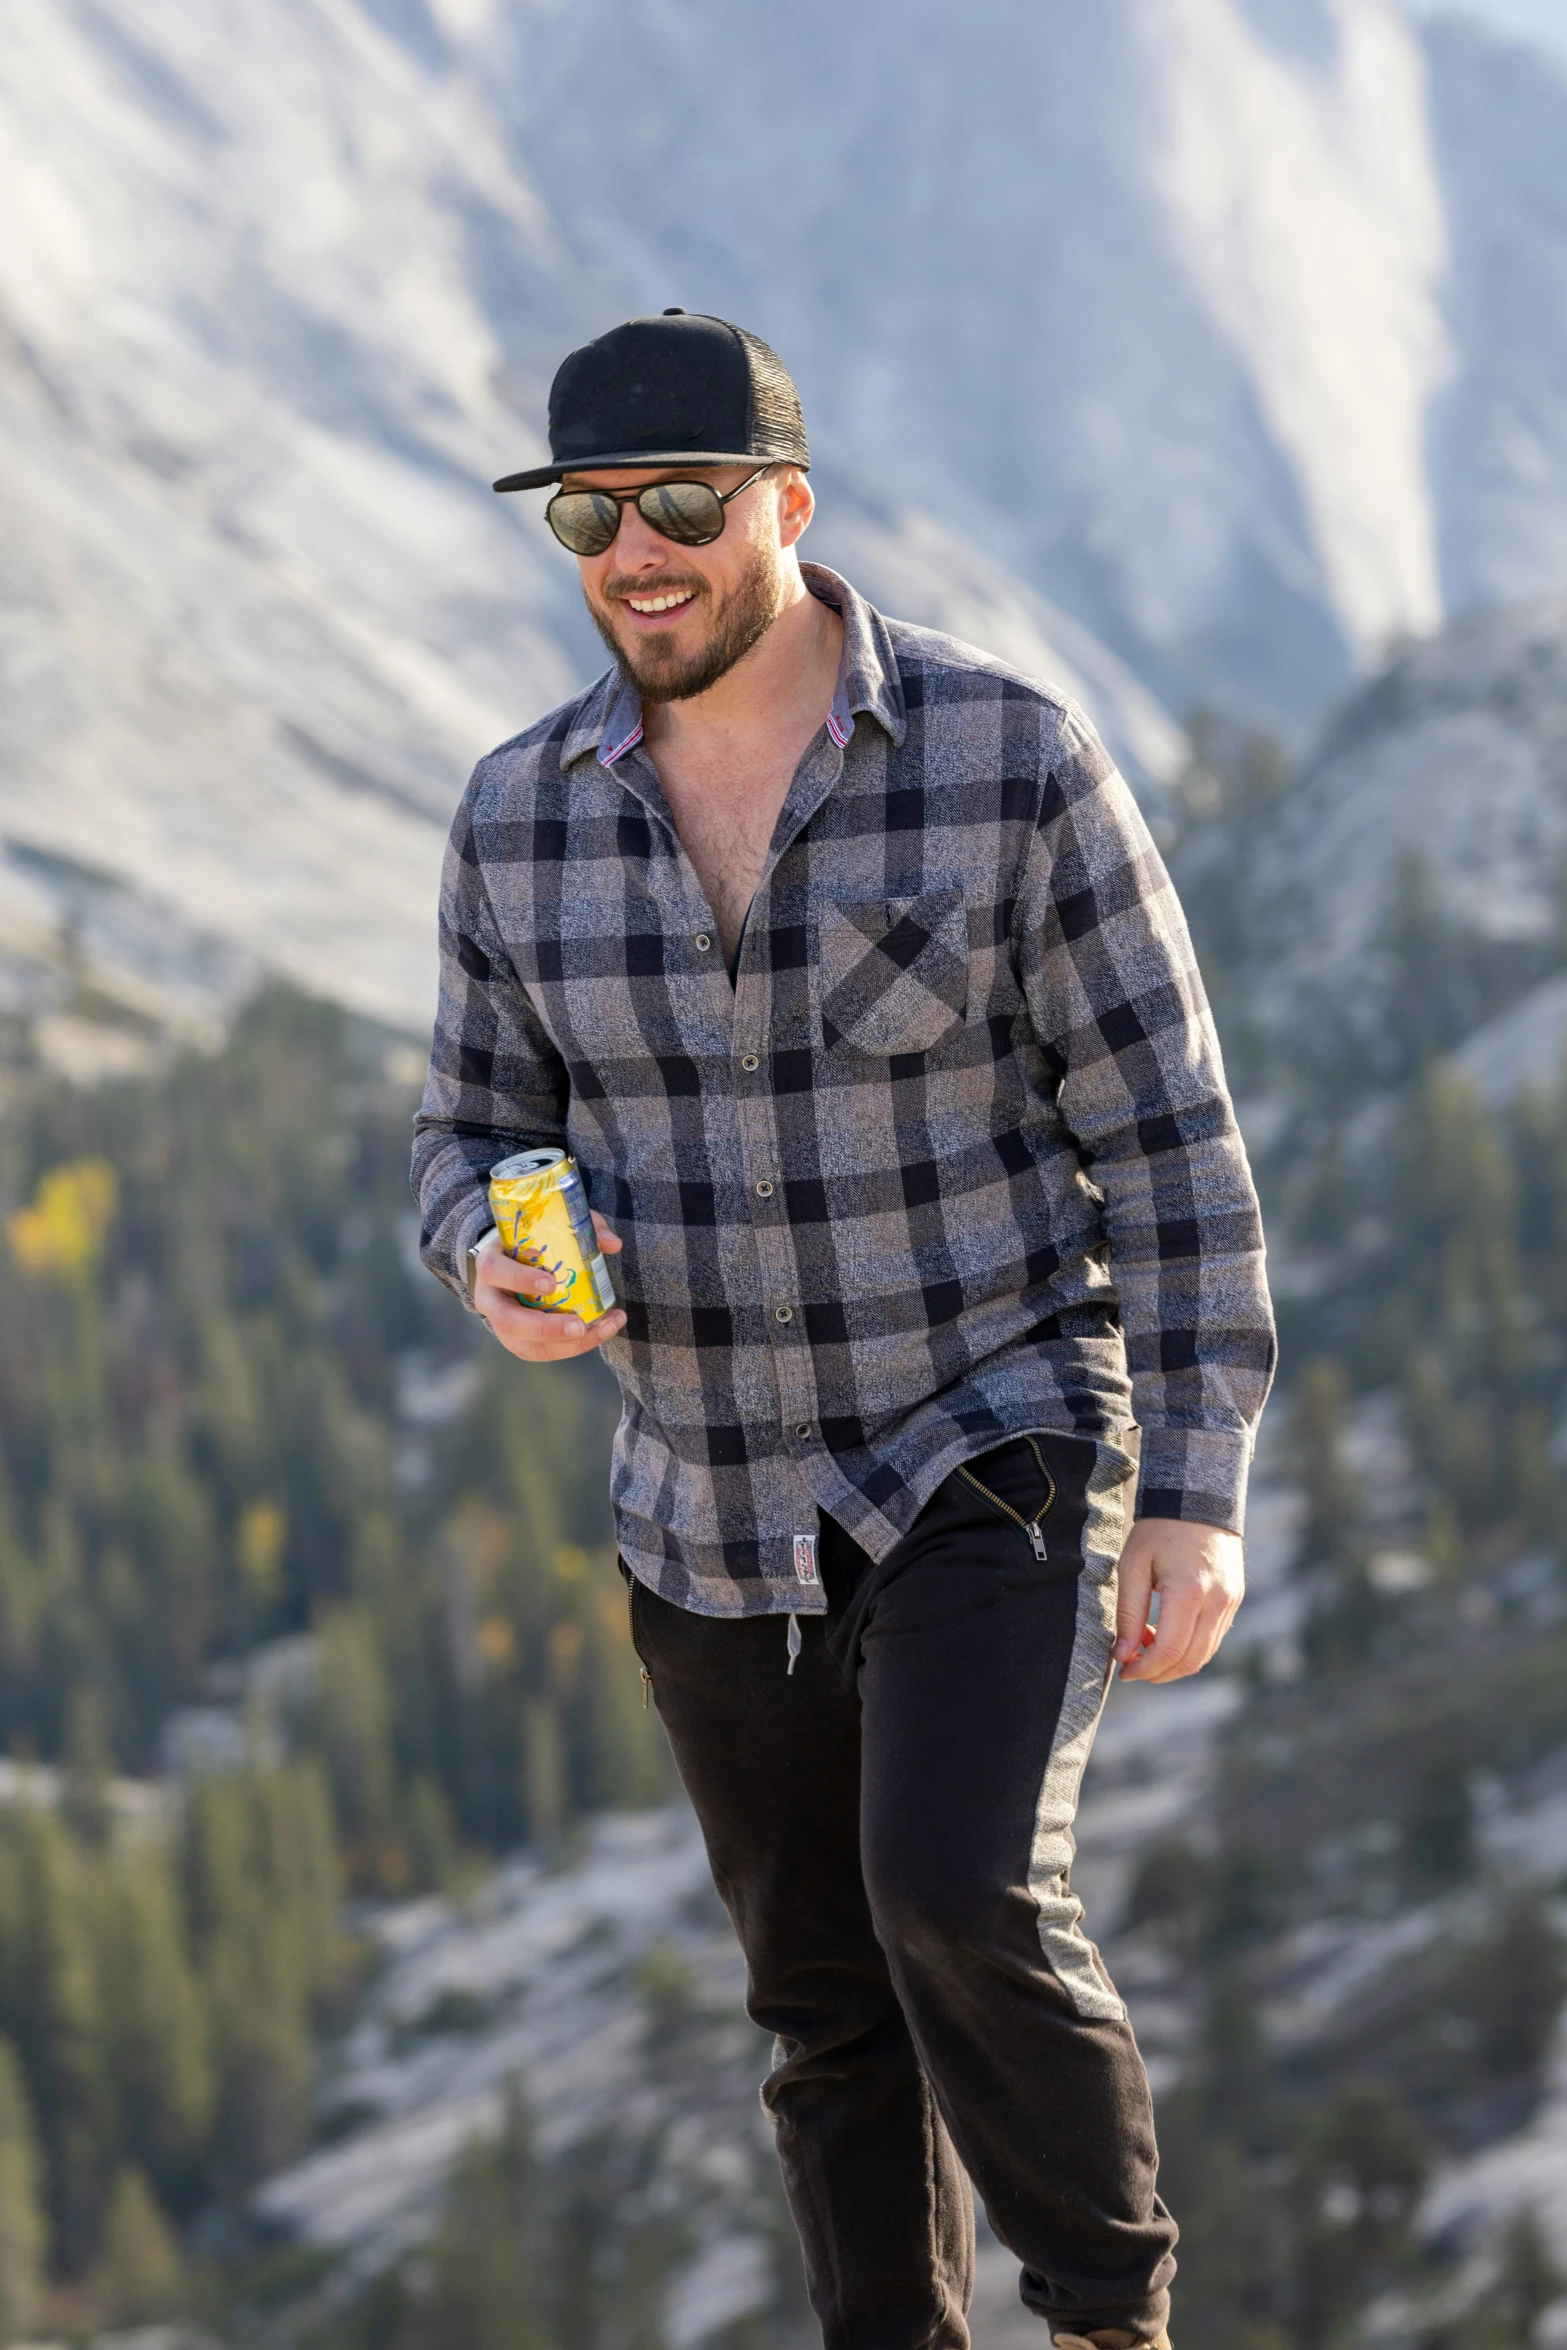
628, 1574, 974, 2350
839, 1434, 1177, 2342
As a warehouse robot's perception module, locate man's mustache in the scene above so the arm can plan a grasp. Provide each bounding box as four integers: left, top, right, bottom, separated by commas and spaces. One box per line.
600, 573, 709, 605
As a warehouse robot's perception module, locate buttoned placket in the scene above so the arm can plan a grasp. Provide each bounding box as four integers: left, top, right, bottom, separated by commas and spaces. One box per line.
728, 726, 853, 1493
596, 675, 882, 1553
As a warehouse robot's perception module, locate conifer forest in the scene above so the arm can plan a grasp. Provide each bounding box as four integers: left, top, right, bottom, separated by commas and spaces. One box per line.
0, 991, 671, 2339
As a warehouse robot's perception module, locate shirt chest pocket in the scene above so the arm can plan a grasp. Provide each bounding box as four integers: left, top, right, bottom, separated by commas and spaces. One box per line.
817, 888, 970, 1058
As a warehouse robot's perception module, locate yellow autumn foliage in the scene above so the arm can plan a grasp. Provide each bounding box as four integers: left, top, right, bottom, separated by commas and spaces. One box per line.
6, 1157, 118, 1278
237, 1501, 288, 1605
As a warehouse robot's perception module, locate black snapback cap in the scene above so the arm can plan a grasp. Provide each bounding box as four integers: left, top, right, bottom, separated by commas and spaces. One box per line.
493, 308, 809, 494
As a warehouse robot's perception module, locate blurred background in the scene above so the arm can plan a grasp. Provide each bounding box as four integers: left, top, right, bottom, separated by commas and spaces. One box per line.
3, 0, 1567, 2342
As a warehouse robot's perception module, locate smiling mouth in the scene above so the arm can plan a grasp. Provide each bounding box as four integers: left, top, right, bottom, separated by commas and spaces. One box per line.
622, 588, 699, 615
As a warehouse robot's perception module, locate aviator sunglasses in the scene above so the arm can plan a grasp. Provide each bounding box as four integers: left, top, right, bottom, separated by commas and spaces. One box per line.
545, 466, 770, 557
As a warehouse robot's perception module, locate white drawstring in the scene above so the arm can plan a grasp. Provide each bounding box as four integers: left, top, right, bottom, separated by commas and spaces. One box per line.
786, 1613, 802, 1675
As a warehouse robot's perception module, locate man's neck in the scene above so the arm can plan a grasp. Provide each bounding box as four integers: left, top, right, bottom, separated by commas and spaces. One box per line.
635, 563, 846, 965
640, 564, 844, 777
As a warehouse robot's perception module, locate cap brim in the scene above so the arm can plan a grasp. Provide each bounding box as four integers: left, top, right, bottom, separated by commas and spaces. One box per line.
492, 448, 807, 493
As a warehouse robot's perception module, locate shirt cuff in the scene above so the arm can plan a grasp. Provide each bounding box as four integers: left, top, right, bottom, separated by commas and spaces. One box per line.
449, 1198, 497, 1313
1135, 1425, 1253, 1537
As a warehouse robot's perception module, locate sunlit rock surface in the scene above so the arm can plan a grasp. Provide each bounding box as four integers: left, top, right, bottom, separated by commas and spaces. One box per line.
7, 0, 1567, 1039
0, 0, 1182, 1045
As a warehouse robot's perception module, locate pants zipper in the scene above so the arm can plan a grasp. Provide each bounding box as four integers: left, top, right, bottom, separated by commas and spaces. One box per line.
956, 1435, 1057, 1560
628, 1578, 653, 1706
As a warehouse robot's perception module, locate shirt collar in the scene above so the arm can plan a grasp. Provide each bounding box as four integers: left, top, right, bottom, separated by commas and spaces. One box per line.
804, 563, 907, 751
562, 562, 908, 773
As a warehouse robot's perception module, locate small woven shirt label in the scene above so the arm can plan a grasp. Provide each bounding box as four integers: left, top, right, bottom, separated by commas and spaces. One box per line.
793, 1535, 819, 1586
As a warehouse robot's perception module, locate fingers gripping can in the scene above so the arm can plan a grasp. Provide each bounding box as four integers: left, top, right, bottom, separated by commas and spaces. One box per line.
488, 1149, 617, 1322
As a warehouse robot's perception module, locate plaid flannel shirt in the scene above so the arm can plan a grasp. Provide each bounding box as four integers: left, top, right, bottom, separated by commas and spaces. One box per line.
412, 564, 1274, 1617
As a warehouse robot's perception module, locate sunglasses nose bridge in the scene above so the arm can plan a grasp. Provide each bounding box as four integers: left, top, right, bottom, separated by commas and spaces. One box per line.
596, 501, 671, 570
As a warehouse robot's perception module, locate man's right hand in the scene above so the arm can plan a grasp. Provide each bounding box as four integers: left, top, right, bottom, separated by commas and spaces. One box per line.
472, 1216, 627, 1362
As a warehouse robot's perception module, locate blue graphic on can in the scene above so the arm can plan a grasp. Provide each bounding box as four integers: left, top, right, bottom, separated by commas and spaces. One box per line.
556, 1160, 618, 1311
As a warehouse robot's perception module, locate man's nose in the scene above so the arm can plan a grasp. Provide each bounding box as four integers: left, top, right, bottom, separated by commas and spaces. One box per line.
611, 502, 680, 568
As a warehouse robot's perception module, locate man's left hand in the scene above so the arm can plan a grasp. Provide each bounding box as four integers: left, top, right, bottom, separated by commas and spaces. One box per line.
1113, 1518, 1245, 1684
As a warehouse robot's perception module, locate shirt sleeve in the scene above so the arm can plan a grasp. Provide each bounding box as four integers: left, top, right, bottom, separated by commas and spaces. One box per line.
410, 765, 570, 1306
1015, 708, 1276, 1533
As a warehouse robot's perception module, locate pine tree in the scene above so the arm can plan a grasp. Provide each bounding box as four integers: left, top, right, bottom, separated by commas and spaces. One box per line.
347, 2094, 550, 2350
250, 1763, 343, 1999
1289, 1361, 1381, 1666
1, 1809, 110, 2271
100, 1844, 214, 2191
205, 1929, 313, 2191
0, 2034, 46, 2343
404, 1776, 459, 1894
182, 1765, 344, 2190
424, 2099, 549, 2350
1292, 2080, 1427, 2348
0, 1457, 40, 1753
61, 1684, 114, 1845
96, 2163, 181, 2323
521, 1701, 566, 1848
312, 1609, 397, 1872
121, 1447, 218, 1693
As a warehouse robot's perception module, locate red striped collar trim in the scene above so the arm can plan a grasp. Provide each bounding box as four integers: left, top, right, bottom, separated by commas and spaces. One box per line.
599, 718, 644, 767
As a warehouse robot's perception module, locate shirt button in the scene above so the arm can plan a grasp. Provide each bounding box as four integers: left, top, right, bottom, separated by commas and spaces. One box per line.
740, 1054, 760, 1072
774, 1305, 793, 1324
755, 1179, 775, 1199
695, 933, 712, 953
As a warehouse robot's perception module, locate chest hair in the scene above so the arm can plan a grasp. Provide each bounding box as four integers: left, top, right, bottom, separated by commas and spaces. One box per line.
658, 757, 800, 965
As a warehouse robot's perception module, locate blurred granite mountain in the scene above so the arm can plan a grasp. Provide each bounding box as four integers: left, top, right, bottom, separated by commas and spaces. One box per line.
486, 0, 1567, 725
0, 0, 1179, 1049
5, 0, 1567, 1047
1168, 589, 1567, 1154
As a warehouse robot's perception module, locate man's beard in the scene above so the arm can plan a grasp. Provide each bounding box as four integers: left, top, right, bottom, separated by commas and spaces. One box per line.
585, 539, 786, 704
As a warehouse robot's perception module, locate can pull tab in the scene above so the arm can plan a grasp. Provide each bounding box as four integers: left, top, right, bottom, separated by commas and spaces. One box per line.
1025, 1520, 1048, 1562
786, 1614, 802, 1676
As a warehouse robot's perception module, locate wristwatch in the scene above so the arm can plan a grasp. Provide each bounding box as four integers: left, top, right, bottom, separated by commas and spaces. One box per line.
466, 1229, 494, 1307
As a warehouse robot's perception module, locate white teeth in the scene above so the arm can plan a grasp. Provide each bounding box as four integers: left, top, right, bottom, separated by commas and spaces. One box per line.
626, 590, 695, 613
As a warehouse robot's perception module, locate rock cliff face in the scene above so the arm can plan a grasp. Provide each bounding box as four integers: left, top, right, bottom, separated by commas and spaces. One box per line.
0, 0, 1178, 1044
1186, 593, 1567, 1108
6, 0, 1567, 1043
478, 0, 1567, 721
1424, 20, 1567, 620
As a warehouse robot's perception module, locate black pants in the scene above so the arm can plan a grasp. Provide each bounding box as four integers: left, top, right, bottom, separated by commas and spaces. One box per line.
627, 1433, 1177, 2350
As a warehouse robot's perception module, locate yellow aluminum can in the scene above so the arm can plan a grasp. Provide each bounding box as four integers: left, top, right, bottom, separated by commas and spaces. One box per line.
487, 1148, 616, 1323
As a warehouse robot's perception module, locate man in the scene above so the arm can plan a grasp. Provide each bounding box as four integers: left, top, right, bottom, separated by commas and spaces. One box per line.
413, 310, 1275, 2350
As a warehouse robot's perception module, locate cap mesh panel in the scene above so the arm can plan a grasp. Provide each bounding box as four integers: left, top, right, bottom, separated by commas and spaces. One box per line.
733, 326, 809, 468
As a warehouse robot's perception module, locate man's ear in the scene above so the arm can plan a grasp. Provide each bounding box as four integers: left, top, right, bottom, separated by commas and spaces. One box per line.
775, 466, 815, 550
